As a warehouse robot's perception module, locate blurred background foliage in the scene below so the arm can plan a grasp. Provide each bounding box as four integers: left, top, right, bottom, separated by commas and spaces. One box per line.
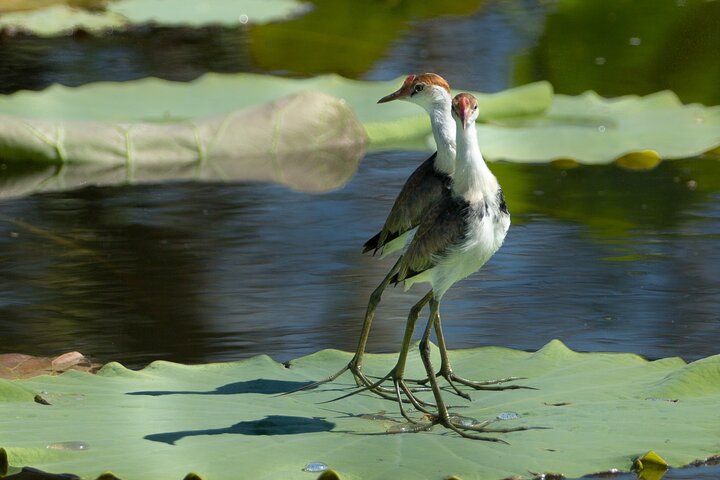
1, 0, 718, 105
513, 0, 720, 105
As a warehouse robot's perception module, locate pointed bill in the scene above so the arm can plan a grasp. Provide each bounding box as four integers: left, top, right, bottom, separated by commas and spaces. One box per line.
377, 75, 417, 103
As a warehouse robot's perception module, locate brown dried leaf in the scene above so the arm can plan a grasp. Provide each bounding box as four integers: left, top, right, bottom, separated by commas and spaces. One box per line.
0, 352, 101, 379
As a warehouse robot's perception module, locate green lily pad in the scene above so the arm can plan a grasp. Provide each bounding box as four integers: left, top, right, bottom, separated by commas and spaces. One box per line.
477, 90, 720, 164
1, 73, 718, 193
0, 73, 551, 128
1, 340, 719, 479
0, 0, 303, 36
0, 73, 545, 198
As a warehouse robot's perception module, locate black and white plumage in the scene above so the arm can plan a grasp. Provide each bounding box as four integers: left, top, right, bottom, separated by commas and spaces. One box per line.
383, 93, 522, 440
364, 73, 456, 258
297, 74, 457, 395
391, 150, 509, 299
362, 152, 450, 256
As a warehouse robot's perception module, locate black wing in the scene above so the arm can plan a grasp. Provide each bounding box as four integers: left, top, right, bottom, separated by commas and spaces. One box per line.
391, 194, 470, 283
363, 152, 450, 254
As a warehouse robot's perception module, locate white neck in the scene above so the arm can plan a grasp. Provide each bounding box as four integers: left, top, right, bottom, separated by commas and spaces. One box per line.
452, 121, 498, 204
428, 102, 456, 175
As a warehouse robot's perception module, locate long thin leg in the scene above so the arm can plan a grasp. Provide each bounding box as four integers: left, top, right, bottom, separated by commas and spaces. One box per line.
352, 257, 403, 373
437, 313, 530, 390
410, 305, 532, 392
287, 257, 403, 394
323, 290, 437, 411
394, 290, 432, 376
419, 298, 511, 442
386, 290, 434, 416
401, 311, 467, 399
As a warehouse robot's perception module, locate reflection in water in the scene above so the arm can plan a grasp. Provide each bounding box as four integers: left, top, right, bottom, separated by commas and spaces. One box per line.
0, 91, 366, 198
0, 152, 718, 368
0, 26, 256, 94
247, 0, 485, 77
579, 462, 720, 480
519, 0, 720, 106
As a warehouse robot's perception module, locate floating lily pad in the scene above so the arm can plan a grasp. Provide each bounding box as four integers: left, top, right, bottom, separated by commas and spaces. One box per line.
476, 90, 720, 165
1, 73, 717, 178
0, 74, 551, 129
0, 74, 543, 198
1, 340, 719, 479
0, 0, 304, 36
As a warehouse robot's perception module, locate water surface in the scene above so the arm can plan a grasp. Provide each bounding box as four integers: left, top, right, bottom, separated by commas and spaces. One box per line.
1, 153, 718, 367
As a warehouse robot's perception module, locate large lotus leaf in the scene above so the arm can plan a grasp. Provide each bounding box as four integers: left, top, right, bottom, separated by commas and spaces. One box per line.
1, 340, 719, 479
0, 74, 548, 198
2, 73, 719, 170
0, 74, 552, 132
0, 90, 367, 198
0, 0, 303, 36
475, 90, 720, 164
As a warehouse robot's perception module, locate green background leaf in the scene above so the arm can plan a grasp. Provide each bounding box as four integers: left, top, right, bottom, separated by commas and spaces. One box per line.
0, 0, 303, 36
246, 0, 485, 78
1, 74, 717, 172
0, 74, 720, 174
476, 90, 720, 163
1, 341, 719, 479
513, 0, 720, 107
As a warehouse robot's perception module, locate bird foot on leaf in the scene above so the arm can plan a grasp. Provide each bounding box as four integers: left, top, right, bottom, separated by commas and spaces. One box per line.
282, 356, 398, 397
409, 369, 534, 392
317, 366, 436, 412
386, 412, 543, 442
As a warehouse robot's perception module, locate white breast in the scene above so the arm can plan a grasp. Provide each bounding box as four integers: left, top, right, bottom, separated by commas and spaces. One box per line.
402, 201, 510, 299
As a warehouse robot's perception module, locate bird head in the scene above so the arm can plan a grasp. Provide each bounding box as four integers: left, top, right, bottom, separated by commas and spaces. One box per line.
451, 93, 479, 130
377, 73, 451, 111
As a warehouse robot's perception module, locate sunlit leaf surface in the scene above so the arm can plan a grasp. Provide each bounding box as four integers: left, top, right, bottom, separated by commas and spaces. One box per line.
0, 0, 303, 36
1, 74, 717, 174
1, 341, 719, 479
476, 90, 720, 164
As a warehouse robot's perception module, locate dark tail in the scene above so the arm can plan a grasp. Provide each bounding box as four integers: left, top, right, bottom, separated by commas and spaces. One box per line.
362, 232, 382, 255
390, 267, 420, 287
362, 230, 404, 255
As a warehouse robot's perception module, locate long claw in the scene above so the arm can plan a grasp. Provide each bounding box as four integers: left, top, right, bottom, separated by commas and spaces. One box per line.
319, 370, 395, 403
278, 364, 351, 396
398, 381, 434, 413
446, 373, 536, 391
443, 421, 510, 443
409, 372, 535, 392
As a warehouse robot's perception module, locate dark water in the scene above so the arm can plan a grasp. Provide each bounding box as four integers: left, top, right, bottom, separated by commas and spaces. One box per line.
0, 0, 719, 369
1, 153, 718, 367
579, 462, 720, 480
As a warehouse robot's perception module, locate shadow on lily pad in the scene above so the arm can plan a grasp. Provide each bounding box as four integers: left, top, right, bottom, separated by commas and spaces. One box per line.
145, 415, 335, 445
126, 379, 315, 396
